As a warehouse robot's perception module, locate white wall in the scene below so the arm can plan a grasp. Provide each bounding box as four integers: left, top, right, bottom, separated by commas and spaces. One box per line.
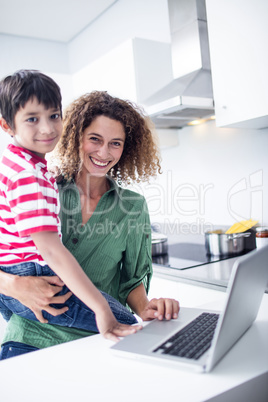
0, 34, 74, 109
0, 34, 69, 76
132, 121, 268, 232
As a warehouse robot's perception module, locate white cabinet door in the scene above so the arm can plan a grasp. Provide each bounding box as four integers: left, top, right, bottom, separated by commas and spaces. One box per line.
206, 0, 268, 129
72, 38, 172, 105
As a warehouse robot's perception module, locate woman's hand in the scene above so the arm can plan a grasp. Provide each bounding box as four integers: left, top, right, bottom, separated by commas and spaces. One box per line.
127, 283, 180, 322
139, 298, 180, 321
6, 274, 72, 323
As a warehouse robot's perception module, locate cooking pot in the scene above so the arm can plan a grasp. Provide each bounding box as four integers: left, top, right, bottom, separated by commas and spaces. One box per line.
205, 231, 250, 256
151, 232, 168, 256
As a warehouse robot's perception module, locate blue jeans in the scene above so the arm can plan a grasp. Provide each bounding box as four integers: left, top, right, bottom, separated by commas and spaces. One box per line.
0, 262, 137, 331
0, 342, 39, 360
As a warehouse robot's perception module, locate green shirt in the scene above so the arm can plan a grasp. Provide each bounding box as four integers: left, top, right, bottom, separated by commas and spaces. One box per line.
2, 179, 152, 349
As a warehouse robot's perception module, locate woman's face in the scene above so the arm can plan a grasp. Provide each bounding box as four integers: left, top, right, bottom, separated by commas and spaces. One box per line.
80, 115, 125, 178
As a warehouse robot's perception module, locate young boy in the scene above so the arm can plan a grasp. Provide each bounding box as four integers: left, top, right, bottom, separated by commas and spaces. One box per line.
0, 70, 140, 341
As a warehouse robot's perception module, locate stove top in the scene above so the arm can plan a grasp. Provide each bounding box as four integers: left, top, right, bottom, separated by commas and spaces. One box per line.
152, 242, 249, 270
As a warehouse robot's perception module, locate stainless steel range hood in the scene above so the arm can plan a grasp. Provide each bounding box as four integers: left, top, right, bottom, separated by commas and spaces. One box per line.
145, 0, 214, 129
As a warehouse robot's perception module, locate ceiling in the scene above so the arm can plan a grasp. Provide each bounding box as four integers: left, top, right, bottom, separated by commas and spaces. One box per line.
0, 0, 117, 42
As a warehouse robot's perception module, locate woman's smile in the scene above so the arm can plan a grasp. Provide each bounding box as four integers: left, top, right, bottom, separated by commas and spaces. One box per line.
89, 156, 111, 168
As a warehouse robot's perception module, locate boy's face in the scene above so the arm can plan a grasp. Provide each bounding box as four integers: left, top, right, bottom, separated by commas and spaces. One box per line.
7, 96, 62, 159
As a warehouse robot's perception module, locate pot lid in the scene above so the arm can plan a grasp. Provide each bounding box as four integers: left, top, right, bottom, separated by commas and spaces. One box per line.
151, 232, 168, 244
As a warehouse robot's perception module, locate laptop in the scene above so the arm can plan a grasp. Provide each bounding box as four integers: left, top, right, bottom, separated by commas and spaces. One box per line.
111, 245, 268, 373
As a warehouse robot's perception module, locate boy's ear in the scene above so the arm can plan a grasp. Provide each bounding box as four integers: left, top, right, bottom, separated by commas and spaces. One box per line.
0, 117, 14, 137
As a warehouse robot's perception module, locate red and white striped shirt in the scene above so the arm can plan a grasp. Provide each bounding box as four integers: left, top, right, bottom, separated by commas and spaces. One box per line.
0, 144, 61, 266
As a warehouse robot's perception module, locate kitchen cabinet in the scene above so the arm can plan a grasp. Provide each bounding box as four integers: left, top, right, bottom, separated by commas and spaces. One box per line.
72, 37, 173, 104
206, 0, 268, 129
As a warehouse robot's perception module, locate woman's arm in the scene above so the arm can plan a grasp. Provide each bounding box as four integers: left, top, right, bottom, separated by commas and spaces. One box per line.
122, 199, 179, 321
0, 269, 71, 323
127, 283, 180, 321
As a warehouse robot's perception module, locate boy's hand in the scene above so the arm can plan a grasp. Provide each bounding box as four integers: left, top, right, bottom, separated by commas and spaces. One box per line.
95, 308, 142, 342
48, 165, 63, 183
11, 275, 72, 323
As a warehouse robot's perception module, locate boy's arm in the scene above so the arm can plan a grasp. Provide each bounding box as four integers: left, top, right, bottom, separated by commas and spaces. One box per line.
31, 231, 141, 340
0, 269, 72, 323
31, 231, 110, 314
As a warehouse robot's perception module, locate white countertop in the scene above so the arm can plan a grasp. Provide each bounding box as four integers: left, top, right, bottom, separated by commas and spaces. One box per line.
0, 276, 267, 402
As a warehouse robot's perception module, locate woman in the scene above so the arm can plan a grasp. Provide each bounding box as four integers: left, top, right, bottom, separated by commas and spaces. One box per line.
0, 91, 179, 359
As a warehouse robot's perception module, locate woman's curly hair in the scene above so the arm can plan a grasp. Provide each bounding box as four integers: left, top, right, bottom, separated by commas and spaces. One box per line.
53, 91, 161, 184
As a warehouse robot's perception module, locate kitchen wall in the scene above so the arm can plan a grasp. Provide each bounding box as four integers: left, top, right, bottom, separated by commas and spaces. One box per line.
134, 121, 268, 233
0, 34, 73, 108
0, 0, 267, 231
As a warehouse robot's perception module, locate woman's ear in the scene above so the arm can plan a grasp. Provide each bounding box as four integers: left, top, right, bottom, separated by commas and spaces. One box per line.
0, 118, 14, 137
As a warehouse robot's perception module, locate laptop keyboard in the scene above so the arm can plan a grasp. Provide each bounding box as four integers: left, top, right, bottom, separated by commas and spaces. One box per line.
153, 312, 219, 360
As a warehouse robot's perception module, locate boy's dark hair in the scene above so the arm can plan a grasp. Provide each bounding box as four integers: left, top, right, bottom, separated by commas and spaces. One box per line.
0, 69, 62, 130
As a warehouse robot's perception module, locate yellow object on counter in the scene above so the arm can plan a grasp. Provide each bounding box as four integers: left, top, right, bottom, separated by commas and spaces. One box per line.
225, 219, 258, 234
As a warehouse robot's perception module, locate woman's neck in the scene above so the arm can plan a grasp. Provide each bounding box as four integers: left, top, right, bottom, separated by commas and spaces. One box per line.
75, 171, 110, 225
76, 170, 109, 199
